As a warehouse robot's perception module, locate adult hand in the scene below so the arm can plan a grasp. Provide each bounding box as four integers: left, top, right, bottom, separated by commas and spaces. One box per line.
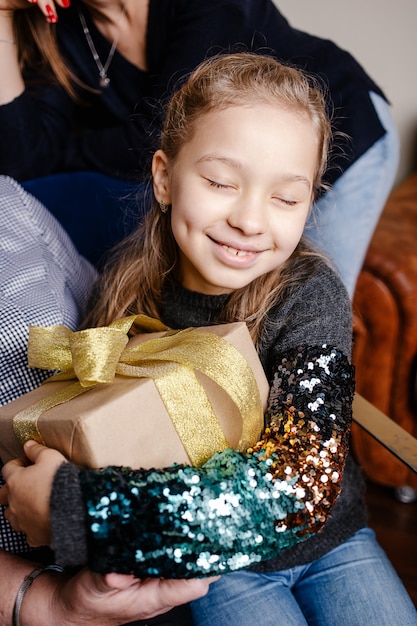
0, 1, 70, 23
53, 567, 217, 625
0, 550, 217, 626
0, 0, 70, 106
1, 440, 66, 546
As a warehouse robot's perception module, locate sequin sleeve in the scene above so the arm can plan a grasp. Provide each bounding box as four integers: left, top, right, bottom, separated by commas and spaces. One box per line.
79, 343, 354, 578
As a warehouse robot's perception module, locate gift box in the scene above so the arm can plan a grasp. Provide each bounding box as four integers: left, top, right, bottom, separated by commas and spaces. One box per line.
0, 318, 268, 469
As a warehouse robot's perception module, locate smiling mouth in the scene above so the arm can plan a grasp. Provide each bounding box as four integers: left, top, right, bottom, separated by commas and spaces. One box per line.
221, 244, 256, 257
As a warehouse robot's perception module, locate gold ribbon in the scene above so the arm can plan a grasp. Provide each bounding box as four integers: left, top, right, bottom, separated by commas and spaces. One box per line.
14, 316, 264, 466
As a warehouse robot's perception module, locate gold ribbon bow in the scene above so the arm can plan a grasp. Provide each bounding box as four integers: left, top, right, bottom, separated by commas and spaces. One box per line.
14, 315, 264, 466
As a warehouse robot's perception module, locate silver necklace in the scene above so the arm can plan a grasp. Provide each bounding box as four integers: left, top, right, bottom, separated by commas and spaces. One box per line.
78, 3, 127, 88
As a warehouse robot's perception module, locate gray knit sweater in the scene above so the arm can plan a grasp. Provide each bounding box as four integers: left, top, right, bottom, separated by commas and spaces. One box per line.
50, 258, 366, 576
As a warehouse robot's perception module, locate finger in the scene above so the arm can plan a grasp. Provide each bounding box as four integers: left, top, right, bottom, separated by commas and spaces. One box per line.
155, 577, 214, 606
3, 508, 23, 533
29, 0, 59, 23
23, 439, 51, 463
43, 2, 58, 23
38, 1, 73, 22
24, 440, 67, 470
104, 572, 138, 590
4, 503, 45, 545
2, 456, 29, 481
26, 534, 44, 547
204, 575, 221, 584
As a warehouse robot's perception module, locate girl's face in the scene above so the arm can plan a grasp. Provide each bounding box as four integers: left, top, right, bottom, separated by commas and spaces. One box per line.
153, 103, 319, 295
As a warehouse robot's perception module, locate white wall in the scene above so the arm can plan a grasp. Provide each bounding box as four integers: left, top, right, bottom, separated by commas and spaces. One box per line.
273, 0, 417, 185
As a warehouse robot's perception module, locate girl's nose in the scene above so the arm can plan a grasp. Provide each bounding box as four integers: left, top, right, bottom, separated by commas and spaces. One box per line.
227, 197, 267, 235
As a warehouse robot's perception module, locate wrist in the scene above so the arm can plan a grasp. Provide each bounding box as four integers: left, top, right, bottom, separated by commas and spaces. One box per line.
16, 566, 66, 626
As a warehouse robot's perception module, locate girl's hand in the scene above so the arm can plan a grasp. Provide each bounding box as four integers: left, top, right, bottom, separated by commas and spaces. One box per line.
1, 440, 66, 546
0, 1, 71, 23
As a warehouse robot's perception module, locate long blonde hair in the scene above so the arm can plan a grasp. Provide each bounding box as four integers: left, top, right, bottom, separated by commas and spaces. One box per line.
85, 52, 333, 341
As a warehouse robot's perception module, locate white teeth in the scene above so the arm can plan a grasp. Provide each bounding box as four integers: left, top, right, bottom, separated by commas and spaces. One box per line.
222, 244, 250, 257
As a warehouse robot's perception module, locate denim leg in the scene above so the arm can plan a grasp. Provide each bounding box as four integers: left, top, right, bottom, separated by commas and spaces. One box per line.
294, 528, 417, 626
191, 529, 417, 626
191, 569, 309, 626
306, 92, 400, 298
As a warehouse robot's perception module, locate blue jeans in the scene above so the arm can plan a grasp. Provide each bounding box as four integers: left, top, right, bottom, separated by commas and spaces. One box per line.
306, 92, 400, 298
191, 529, 417, 626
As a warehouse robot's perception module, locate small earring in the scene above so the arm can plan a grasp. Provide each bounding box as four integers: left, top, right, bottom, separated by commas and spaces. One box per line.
159, 200, 168, 214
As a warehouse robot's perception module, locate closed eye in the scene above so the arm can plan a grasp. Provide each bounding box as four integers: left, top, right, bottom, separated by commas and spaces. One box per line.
274, 197, 298, 206
207, 178, 231, 190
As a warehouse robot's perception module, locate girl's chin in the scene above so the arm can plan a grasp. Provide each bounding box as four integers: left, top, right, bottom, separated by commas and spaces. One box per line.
183, 275, 256, 295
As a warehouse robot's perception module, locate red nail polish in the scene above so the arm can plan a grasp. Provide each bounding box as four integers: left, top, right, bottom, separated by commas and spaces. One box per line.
45, 4, 58, 23
62, 0, 71, 7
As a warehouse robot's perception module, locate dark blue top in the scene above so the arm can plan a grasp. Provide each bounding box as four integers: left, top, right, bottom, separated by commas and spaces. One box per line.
0, 0, 385, 184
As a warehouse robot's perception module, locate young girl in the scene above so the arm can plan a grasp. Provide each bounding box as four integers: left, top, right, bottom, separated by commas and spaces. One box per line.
2, 53, 416, 625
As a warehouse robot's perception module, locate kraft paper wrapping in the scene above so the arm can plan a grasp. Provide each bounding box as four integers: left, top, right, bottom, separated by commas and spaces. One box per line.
0, 321, 269, 469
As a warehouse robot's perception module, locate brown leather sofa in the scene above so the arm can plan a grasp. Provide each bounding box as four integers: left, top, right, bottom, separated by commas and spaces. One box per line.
352, 171, 417, 490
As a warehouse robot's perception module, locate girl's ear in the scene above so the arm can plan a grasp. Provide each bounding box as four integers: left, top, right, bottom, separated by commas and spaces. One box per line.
152, 150, 172, 204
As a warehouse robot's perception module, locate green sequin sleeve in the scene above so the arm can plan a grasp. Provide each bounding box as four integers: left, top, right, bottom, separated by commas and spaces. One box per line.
80, 344, 354, 578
